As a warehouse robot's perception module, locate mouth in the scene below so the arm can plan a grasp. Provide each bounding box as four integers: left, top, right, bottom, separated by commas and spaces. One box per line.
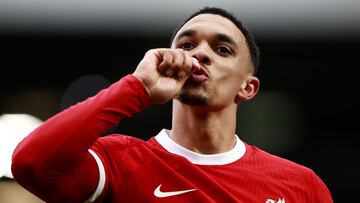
190, 66, 210, 82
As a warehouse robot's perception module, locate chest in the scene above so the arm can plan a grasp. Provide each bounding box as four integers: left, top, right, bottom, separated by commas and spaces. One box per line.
110, 155, 310, 203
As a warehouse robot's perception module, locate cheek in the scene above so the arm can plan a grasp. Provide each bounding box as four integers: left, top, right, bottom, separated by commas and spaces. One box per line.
213, 60, 244, 85
212, 73, 243, 100
212, 64, 245, 97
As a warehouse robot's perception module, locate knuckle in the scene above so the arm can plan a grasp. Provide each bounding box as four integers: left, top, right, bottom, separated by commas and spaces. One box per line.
178, 49, 187, 57
167, 49, 175, 56
146, 49, 155, 55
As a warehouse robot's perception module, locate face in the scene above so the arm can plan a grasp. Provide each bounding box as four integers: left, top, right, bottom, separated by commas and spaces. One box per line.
171, 14, 258, 109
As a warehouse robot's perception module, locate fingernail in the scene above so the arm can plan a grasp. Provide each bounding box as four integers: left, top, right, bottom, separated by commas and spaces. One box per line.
192, 58, 201, 70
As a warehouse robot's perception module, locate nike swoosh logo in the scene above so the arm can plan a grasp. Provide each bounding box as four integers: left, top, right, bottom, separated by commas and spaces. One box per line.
154, 184, 196, 198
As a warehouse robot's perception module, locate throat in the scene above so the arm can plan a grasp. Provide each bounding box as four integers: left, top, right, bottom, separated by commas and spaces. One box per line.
168, 127, 236, 154
171, 100, 238, 154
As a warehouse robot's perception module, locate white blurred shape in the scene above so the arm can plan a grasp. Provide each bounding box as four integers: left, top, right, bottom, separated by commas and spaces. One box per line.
0, 0, 359, 37
0, 114, 42, 179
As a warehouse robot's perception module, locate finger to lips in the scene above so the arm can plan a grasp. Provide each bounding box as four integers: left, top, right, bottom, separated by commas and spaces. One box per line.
192, 58, 201, 71
159, 50, 200, 78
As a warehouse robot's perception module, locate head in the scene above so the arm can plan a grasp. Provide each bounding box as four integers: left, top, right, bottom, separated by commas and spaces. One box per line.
171, 7, 260, 75
171, 7, 260, 109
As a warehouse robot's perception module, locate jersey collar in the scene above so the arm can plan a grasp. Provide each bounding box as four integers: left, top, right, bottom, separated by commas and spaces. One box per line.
155, 129, 246, 165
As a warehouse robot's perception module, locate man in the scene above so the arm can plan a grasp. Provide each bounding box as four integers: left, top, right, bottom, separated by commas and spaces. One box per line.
11, 7, 333, 202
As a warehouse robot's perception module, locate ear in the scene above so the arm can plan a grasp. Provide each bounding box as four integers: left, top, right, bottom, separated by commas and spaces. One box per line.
234, 75, 260, 103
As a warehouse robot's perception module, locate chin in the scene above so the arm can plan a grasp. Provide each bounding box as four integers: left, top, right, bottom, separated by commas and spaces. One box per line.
177, 91, 208, 106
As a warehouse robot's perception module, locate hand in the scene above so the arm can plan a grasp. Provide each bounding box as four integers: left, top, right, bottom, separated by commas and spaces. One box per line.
133, 48, 201, 104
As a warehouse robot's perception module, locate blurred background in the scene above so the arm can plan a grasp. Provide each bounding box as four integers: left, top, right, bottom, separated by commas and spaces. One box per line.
0, 0, 359, 202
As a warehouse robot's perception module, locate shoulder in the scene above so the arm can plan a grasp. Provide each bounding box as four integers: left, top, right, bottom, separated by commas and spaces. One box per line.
245, 144, 333, 200
245, 144, 316, 179
93, 133, 147, 150
91, 133, 159, 163
90, 134, 151, 165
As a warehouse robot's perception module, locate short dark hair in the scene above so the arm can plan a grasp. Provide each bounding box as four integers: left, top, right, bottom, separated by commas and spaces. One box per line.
170, 7, 260, 75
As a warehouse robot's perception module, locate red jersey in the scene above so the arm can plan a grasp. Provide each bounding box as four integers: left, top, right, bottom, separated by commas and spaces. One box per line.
89, 130, 332, 203
11, 75, 333, 203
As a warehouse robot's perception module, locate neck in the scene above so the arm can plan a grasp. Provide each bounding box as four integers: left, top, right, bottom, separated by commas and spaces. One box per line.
171, 100, 238, 154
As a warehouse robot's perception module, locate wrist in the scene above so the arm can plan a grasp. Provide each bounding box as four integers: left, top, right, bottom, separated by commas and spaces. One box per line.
131, 74, 152, 101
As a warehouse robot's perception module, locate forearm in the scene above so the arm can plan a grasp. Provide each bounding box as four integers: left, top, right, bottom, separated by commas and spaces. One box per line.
11, 74, 150, 201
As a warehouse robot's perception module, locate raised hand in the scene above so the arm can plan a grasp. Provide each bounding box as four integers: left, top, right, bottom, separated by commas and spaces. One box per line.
133, 48, 201, 104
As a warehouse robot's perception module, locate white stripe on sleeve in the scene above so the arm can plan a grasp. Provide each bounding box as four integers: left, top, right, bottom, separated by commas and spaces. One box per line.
85, 149, 106, 202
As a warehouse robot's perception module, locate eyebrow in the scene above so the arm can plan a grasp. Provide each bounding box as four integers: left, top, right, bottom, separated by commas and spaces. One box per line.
175, 29, 238, 48
216, 33, 237, 47
175, 29, 196, 41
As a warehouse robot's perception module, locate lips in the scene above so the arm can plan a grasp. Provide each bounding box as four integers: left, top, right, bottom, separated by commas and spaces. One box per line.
190, 67, 209, 82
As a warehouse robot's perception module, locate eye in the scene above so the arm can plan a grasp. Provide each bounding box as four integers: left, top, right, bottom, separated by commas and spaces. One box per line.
178, 42, 194, 50
216, 46, 232, 56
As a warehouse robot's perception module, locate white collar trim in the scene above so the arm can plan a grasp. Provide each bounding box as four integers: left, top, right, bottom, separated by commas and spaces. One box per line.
155, 129, 246, 165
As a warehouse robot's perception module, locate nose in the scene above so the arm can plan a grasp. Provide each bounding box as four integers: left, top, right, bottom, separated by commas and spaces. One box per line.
191, 44, 211, 65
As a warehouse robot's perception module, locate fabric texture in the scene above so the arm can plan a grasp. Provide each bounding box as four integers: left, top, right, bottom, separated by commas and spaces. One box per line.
11, 74, 333, 203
